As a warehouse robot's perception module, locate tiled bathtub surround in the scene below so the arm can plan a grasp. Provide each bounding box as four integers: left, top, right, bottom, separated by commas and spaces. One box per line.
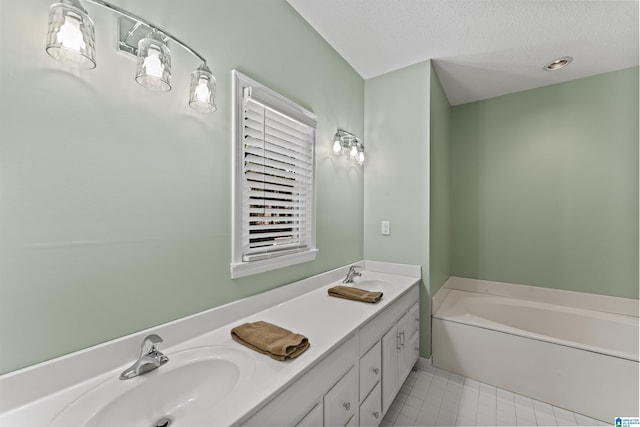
383, 365, 610, 427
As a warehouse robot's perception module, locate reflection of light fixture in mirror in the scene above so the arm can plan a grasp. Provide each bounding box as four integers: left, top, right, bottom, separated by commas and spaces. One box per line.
332, 130, 364, 166
544, 56, 572, 71
135, 30, 171, 91
46, 0, 96, 69
44, 0, 217, 113
189, 63, 217, 112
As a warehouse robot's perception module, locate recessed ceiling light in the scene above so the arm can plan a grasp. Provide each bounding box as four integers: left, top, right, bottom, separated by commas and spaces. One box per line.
544, 56, 573, 71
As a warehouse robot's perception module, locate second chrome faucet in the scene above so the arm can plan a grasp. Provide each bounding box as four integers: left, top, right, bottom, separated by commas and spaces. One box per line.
119, 334, 169, 380
342, 265, 362, 284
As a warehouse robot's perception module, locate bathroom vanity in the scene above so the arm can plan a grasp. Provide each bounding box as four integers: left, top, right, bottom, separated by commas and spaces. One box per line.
244, 276, 419, 426
0, 261, 420, 426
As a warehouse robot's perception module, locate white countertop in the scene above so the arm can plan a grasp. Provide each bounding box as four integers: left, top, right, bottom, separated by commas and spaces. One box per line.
0, 263, 420, 426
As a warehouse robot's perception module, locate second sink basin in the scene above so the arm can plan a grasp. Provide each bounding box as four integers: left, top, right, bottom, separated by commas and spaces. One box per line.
347, 278, 396, 294
49, 345, 255, 427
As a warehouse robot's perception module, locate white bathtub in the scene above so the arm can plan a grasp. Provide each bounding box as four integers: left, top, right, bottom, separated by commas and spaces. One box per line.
433, 286, 639, 422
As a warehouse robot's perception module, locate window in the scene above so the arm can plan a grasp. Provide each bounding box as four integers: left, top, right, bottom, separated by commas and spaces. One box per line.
231, 70, 317, 278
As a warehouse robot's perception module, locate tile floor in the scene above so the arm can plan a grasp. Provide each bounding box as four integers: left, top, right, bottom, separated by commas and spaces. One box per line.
381, 365, 610, 427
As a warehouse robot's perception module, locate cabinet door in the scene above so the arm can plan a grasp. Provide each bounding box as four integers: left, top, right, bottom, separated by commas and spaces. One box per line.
324, 367, 357, 427
397, 310, 419, 384
381, 325, 399, 414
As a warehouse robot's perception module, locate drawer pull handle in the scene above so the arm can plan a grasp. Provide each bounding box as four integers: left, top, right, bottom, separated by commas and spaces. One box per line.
373, 411, 380, 419
372, 367, 379, 375
400, 330, 405, 346
343, 402, 351, 411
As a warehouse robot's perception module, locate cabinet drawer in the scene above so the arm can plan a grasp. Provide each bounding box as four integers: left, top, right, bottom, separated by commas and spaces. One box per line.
360, 382, 382, 427
359, 341, 381, 399
296, 401, 323, 426
324, 367, 357, 427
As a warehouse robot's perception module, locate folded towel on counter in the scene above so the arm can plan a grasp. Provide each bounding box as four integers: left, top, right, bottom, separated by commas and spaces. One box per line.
231, 321, 310, 361
328, 285, 383, 304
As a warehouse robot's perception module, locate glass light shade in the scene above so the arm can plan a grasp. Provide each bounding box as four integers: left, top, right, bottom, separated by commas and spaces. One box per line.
349, 144, 358, 159
357, 143, 365, 165
332, 134, 342, 154
340, 136, 352, 157
189, 64, 217, 112
45, 0, 96, 69
135, 31, 171, 91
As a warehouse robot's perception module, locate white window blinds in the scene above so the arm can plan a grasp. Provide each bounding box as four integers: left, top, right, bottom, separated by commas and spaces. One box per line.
231, 70, 317, 277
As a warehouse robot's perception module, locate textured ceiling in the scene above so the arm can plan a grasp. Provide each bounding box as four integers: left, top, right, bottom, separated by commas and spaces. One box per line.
287, 0, 639, 105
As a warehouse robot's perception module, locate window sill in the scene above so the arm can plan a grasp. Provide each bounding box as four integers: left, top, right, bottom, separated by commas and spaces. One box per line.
230, 249, 319, 279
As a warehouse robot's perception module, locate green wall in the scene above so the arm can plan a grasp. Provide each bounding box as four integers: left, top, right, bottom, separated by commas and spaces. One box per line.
451, 67, 639, 299
2, 1, 636, 376
364, 61, 432, 357
0, 0, 364, 375
429, 65, 451, 297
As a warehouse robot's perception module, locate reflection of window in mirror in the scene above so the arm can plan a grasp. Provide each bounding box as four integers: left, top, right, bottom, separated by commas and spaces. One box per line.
230, 70, 318, 278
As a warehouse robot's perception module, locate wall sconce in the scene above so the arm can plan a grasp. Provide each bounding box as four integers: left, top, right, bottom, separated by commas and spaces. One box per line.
45, 0, 217, 113
332, 130, 364, 165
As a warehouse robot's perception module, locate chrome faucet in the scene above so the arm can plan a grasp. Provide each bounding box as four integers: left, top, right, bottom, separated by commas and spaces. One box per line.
342, 265, 362, 283
119, 334, 169, 380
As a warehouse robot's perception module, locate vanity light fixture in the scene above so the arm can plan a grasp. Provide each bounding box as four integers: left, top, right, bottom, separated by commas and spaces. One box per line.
544, 56, 573, 71
332, 130, 365, 166
45, 0, 217, 113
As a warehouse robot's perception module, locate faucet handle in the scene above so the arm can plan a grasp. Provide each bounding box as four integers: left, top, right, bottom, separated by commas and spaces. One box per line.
140, 334, 163, 355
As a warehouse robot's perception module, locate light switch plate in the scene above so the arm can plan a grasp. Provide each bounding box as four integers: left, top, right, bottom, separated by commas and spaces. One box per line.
381, 221, 390, 236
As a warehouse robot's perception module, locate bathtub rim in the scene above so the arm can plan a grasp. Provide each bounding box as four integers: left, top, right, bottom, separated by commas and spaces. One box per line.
433, 276, 639, 318
434, 289, 639, 362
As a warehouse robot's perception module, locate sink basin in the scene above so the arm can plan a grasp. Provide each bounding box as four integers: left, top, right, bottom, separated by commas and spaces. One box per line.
49, 345, 255, 427
347, 279, 396, 294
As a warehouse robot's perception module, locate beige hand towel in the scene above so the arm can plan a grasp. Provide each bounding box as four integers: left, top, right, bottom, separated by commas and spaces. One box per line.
231, 321, 310, 361
328, 285, 383, 303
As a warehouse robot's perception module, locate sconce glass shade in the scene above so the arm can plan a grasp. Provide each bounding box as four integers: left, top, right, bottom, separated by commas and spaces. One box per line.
357, 142, 365, 165
349, 141, 358, 159
189, 63, 217, 112
45, 0, 96, 69
135, 31, 171, 91
332, 134, 342, 154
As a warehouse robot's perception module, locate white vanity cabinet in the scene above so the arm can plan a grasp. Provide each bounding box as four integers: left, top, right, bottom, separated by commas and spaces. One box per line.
243, 282, 419, 427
